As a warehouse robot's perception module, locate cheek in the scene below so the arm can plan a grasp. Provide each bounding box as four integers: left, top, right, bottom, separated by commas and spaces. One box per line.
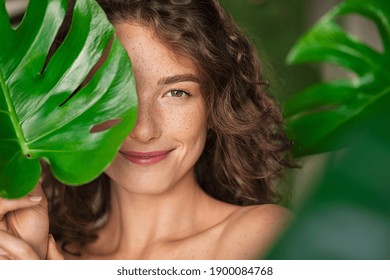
168, 103, 207, 152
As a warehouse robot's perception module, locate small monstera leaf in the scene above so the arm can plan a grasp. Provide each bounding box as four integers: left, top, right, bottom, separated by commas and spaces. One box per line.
0, 0, 137, 198
284, 0, 390, 157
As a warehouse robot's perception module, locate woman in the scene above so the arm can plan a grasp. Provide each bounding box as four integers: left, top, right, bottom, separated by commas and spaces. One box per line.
0, 0, 293, 259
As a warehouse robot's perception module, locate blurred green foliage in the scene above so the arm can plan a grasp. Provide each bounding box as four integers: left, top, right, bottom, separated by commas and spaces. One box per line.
221, 0, 321, 101
284, 0, 390, 157
267, 111, 390, 259
265, 0, 390, 259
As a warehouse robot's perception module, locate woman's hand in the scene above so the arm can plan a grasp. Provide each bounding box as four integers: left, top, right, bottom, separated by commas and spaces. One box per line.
0, 231, 64, 260
0, 183, 62, 259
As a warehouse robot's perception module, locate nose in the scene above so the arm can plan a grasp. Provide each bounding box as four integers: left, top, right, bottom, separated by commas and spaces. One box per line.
129, 97, 161, 143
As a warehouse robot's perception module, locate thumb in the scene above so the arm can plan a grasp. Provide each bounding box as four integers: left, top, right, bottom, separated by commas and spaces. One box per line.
28, 181, 48, 208
46, 235, 64, 260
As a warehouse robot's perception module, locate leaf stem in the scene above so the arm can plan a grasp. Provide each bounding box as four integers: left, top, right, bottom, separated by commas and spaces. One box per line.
0, 71, 29, 155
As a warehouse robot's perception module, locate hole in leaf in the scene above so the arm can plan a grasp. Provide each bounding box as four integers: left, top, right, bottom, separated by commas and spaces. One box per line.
320, 63, 357, 81
5, 0, 29, 28
58, 36, 113, 107
58, 85, 81, 107
41, 0, 76, 75
90, 119, 122, 133
80, 36, 114, 88
337, 14, 384, 53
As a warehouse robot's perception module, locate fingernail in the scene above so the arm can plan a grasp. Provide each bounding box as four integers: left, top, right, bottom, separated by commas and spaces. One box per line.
29, 195, 42, 202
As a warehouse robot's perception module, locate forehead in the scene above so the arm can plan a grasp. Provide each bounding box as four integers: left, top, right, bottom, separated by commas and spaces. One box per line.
114, 22, 199, 79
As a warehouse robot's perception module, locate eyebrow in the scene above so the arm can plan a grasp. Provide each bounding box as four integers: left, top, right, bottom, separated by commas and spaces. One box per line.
157, 74, 201, 85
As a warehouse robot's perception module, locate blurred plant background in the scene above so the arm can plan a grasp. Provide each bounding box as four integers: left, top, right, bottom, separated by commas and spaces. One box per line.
220, 0, 384, 207
221, 0, 390, 259
5, 0, 389, 259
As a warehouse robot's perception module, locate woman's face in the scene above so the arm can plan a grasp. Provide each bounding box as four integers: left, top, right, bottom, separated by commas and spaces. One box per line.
105, 23, 207, 194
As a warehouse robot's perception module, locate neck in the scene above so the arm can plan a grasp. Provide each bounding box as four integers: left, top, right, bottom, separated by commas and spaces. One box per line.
86, 169, 214, 258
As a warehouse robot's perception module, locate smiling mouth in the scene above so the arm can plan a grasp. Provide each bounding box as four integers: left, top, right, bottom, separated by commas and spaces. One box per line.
119, 150, 172, 165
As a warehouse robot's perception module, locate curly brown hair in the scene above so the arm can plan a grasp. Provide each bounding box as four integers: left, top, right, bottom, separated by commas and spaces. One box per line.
43, 0, 294, 253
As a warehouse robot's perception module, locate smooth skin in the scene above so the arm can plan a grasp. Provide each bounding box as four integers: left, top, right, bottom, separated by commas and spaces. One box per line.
0, 183, 63, 260
0, 23, 290, 260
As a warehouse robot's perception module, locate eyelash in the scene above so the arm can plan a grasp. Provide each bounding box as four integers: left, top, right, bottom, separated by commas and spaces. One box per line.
164, 89, 191, 98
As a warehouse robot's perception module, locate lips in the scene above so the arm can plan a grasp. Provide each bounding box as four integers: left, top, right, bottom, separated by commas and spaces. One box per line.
120, 150, 172, 165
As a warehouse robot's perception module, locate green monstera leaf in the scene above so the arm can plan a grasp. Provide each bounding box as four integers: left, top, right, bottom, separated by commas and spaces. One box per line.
284, 0, 390, 157
0, 0, 137, 198
266, 0, 390, 260
267, 112, 390, 259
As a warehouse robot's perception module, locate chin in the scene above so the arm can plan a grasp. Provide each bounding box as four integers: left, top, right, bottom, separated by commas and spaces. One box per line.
107, 172, 176, 195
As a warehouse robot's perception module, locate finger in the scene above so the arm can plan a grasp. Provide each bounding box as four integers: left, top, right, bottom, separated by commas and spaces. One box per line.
0, 195, 43, 219
28, 182, 46, 200
26, 181, 48, 209
0, 247, 12, 260
46, 235, 64, 260
0, 229, 40, 260
24, 182, 49, 220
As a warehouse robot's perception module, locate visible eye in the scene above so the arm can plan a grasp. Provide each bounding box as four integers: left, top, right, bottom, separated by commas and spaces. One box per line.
164, 89, 191, 98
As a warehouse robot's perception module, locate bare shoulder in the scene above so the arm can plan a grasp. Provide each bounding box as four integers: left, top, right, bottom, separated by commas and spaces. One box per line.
216, 204, 292, 259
